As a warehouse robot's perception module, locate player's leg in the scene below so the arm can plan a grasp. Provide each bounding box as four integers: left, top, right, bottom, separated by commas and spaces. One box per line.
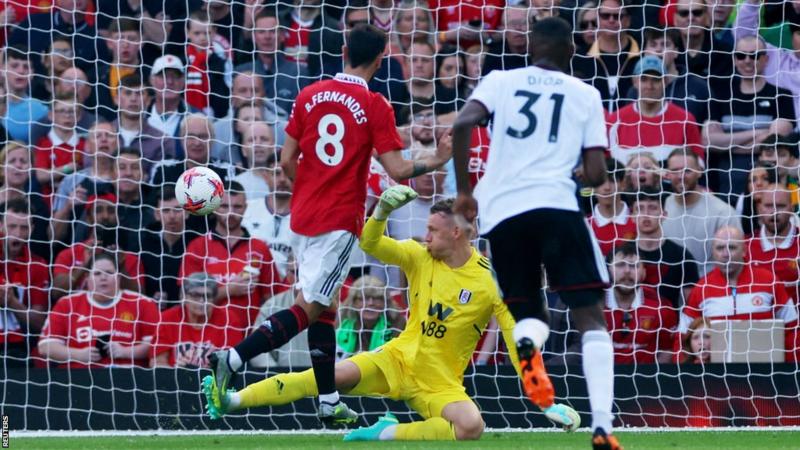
541, 210, 620, 450
484, 211, 555, 410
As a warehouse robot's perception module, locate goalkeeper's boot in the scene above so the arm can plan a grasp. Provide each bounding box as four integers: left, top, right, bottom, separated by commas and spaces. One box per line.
318, 400, 359, 428
517, 338, 555, 410
543, 403, 581, 432
208, 350, 237, 400
343, 413, 398, 441
592, 428, 623, 450
202, 375, 234, 420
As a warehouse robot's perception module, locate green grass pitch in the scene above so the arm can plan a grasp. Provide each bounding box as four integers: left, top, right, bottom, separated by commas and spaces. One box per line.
14, 431, 800, 450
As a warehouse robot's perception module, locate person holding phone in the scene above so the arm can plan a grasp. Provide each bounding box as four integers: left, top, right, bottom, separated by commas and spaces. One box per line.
38, 252, 160, 368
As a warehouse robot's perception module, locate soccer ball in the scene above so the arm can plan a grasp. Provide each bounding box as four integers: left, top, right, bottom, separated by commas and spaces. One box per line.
175, 167, 224, 216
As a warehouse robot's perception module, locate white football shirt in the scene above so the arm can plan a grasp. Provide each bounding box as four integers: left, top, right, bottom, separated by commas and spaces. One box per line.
242, 198, 295, 278
468, 65, 608, 233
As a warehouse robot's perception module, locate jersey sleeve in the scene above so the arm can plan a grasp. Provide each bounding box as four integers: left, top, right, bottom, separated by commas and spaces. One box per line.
52, 246, 76, 277
467, 70, 503, 114
359, 216, 425, 273
679, 286, 703, 333
39, 296, 71, 344
137, 298, 161, 344
284, 92, 305, 141
370, 95, 404, 155
493, 293, 522, 379
179, 237, 205, 284
583, 88, 609, 149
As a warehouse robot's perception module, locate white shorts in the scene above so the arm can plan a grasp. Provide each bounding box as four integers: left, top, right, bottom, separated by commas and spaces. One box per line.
292, 230, 357, 306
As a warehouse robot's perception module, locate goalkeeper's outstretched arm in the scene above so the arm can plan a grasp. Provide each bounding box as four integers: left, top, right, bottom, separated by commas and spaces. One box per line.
359, 185, 422, 270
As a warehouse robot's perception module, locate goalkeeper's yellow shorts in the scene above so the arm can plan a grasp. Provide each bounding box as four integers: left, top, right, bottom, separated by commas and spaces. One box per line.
347, 345, 474, 419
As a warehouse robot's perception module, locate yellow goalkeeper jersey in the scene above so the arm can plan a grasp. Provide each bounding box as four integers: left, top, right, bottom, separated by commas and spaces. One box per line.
360, 216, 520, 392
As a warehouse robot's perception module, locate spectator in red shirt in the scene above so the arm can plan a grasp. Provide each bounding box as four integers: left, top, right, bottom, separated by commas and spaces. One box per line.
622, 152, 662, 192
605, 242, 677, 364
677, 316, 712, 364
429, 0, 504, 49
589, 159, 637, 255
181, 181, 282, 326
51, 193, 145, 301
33, 94, 87, 200
39, 251, 160, 368
681, 225, 799, 361
184, 10, 230, 119
151, 272, 247, 368
747, 188, 800, 301
0, 199, 49, 367
607, 55, 703, 164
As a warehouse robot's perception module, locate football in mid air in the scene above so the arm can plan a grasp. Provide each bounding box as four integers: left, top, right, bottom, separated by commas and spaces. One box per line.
175, 166, 224, 216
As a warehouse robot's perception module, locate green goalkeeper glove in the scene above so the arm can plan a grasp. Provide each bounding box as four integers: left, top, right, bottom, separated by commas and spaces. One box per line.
373, 185, 418, 221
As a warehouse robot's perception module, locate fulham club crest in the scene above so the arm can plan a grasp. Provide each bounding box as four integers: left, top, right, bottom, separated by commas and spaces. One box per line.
459, 289, 473, 304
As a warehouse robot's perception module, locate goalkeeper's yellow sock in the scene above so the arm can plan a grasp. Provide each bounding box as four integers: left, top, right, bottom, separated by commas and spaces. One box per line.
392, 417, 456, 441
236, 369, 318, 409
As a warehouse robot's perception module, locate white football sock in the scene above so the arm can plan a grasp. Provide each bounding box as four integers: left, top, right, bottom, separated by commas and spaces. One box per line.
227, 348, 243, 372
513, 318, 550, 350
228, 392, 241, 409
582, 330, 615, 433
319, 391, 340, 405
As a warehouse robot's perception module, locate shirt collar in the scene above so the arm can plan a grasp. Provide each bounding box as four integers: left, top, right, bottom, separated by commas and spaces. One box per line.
334, 73, 368, 88
759, 224, 798, 251
593, 202, 630, 227
47, 129, 80, 147
606, 287, 644, 310
632, 101, 669, 117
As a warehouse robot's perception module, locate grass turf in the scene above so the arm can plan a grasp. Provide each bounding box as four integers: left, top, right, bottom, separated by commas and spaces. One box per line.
13, 431, 800, 450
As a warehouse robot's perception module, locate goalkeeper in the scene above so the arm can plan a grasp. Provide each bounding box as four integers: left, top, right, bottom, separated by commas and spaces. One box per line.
202, 186, 579, 441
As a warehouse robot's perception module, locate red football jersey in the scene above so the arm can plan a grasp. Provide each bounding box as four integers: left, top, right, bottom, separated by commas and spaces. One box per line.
285, 73, 404, 237
429, 0, 504, 48
53, 242, 144, 291
607, 103, 703, 163
282, 13, 312, 63
468, 127, 490, 188
185, 46, 211, 113
39, 290, 160, 368
589, 203, 637, 255
181, 232, 282, 325
151, 304, 247, 368
605, 288, 677, 364
747, 226, 800, 301
0, 246, 49, 344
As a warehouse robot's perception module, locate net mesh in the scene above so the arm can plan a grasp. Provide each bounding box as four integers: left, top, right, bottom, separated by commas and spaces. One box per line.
1, 0, 799, 431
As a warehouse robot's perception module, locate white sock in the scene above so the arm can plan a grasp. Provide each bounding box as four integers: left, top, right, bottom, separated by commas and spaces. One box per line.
582, 330, 615, 433
513, 318, 550, 350
227, 349, 243, 372
379, 424, 397, 440
228, 392, 241, 409
319, 391, 340, 405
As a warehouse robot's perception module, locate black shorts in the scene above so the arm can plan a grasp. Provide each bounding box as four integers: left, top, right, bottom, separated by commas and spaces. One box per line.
485, 208, 609, 307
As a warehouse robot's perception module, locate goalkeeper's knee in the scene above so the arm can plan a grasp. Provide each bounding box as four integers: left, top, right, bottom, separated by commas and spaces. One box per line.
453, 415, 484, 441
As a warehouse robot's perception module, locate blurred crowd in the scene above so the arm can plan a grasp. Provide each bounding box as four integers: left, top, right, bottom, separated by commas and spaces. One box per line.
0, 0, 799, 370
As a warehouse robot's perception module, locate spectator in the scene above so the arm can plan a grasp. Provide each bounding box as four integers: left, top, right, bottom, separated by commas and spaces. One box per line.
735, 0, 800, 123
114, 147, 153, 252
0, 85, 9, 146
151, 272, 247, 368
435, 46, 469, 108
39, 251, 159, 368
430, 0, 504, 50
150, 114, 235, 188
140, 186, 189, 309
8, 0, 109, 76
33, 94, 87, 200
242, 152, 295, 279
574, 2, 598, 56
463, 44, 483, 94
184, 10, 230, 119
96, 17, 147, 119
49, 67, 96, 136
680, 225, 799, 361
33, 37, 74, 101
212, 71, 288, 165
623, 152, 663, 192
51, 122, 117, 244
392, 0, 435, 57
180, 181, 281, 325
626, 29, 712, 125
0, 199, 49, 367
747, 188, 800, 301
572, 0, 641, 111
408, 41, 436, 100
235, 8, 307, 117
629, 187, 699, 308
589, 159, 637, 256
337, 275, 397, 360
2, 45, 49, 144
0, 142, 51, 261
758, 133, 800, 206
736, 162, 779, 237
704, 36, 796, 196
113, 73, 176, 175
51, 193, 145, 300
677, 316, 712, 364
708, 0, 735, 46
672, 0, 734, 94
605, 242, 677, 364
232, 121, 276, 201
482, 5, 531, 75
662, 149, 741, 275
286, 0, 342, 79
608, 55, 704, 164
147, 54, 189, 140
